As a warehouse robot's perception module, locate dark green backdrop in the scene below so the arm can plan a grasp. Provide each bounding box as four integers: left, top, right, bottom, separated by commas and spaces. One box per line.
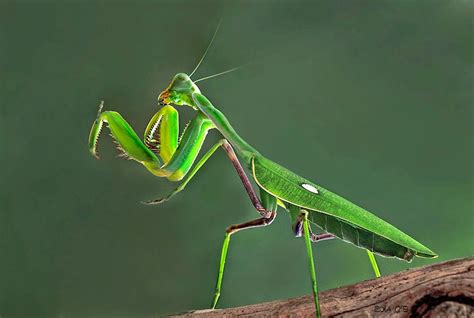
1, 1, 472, 317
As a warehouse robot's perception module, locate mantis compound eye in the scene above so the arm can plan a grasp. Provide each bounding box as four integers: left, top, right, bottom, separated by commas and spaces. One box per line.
158, 90, 173, 105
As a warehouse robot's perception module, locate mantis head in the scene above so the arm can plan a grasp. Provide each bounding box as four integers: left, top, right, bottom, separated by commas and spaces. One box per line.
158, 73, 201, 109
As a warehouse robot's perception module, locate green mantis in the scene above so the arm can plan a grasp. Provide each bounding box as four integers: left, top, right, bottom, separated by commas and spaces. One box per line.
88, 35, 437, 318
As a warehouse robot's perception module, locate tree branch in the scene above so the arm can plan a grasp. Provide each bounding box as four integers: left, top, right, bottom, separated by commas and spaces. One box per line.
170, 257, 473, 317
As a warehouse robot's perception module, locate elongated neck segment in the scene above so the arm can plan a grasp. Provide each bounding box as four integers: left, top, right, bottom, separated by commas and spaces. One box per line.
192, 93, 259, 165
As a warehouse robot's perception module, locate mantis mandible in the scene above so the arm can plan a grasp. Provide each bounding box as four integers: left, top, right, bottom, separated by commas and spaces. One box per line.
88, 28, 437, 317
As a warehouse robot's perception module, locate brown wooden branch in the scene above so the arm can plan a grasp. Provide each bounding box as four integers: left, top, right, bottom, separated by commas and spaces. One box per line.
170, 257, 473, 317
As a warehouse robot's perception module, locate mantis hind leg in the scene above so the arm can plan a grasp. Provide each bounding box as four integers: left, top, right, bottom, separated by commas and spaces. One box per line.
366, 250, 381, 278
293, 218, 335, 243
211, 188, 278, 309
301, 210, 321, 318
291, 207, 381, 279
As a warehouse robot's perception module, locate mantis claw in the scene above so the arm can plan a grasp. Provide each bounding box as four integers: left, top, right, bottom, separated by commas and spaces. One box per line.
141, 195, 172, 205
141, 198, 166, 205
97, 100, 104, 117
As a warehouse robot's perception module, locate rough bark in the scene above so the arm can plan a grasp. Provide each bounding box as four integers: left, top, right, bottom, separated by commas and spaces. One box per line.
170, 257, 474, 317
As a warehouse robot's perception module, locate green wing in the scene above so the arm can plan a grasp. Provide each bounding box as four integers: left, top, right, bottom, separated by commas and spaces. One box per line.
252, 155, 437, 261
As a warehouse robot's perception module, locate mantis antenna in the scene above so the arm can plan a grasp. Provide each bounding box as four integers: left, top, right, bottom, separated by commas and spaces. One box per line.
194, 66, 243, 83
189, 19, 222, 78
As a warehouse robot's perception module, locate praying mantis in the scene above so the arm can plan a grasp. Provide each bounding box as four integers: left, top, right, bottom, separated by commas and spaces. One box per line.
88, 28, 437, 317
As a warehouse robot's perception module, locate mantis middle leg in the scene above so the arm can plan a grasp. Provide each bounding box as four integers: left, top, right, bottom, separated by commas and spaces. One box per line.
144, 140, 271, 218
211, 188, 278, 309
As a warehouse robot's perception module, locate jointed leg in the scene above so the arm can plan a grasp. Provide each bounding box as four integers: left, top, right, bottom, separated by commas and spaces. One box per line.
366, 250, 381, 278
211, 210, 277, 309
210, 168, 278, 309
143, 139, 226, 204
221, 140, 271, 217
311, 233, 335, 242
89, 102, 216, 181
143, 105, 179, 163
89, 102, 161, 166
291, 209, 380, 278
292, 211, 335, 243
144, 139, 273, 218
301, 210, 321, 318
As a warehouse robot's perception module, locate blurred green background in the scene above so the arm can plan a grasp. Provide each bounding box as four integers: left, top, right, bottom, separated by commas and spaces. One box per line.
0, 1, 472, 317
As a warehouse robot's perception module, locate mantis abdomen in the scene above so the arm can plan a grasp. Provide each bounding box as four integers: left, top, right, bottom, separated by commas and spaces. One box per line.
310, 212, 415, 260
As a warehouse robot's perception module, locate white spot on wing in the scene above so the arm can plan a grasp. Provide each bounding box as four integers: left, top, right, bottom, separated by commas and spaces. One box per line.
301, 183, 319, 194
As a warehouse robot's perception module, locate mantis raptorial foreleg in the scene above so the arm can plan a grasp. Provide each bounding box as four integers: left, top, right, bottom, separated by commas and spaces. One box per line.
143, 104, 179, 163
89, 103, 161, 165
89, 102, 215, 181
